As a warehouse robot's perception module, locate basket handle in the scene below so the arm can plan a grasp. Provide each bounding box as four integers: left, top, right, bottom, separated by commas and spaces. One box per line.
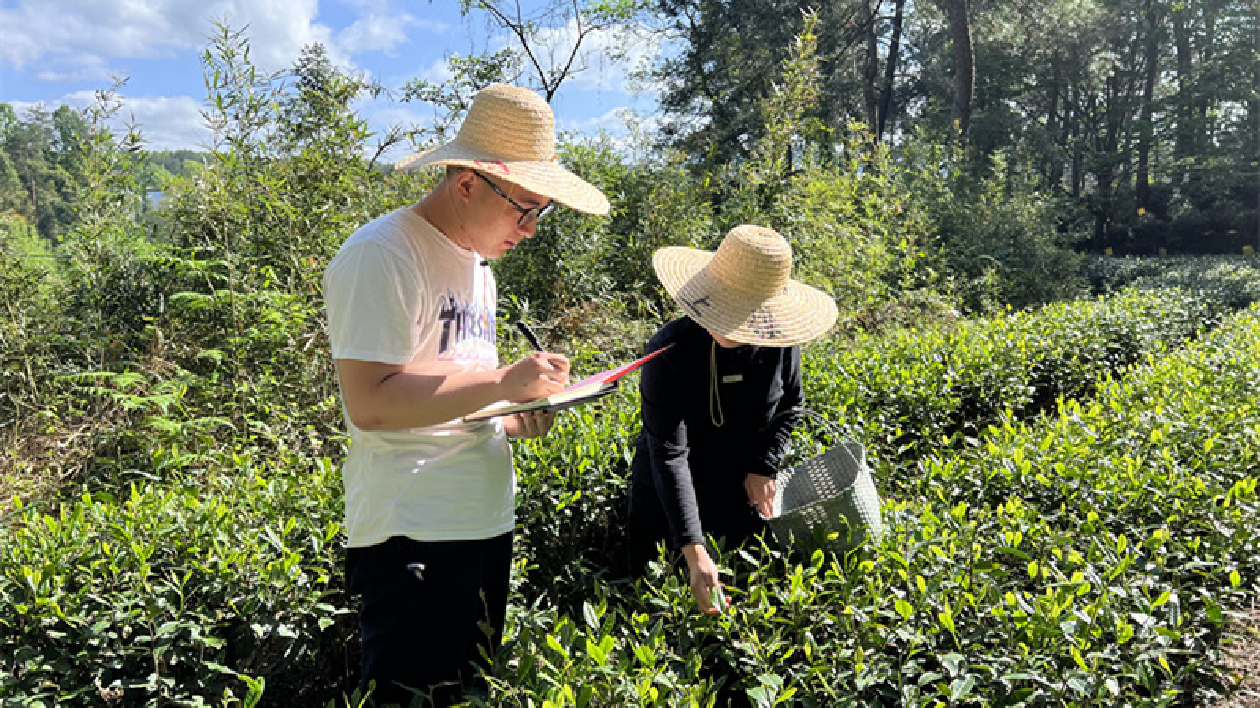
774, 407, 866, 474
773, 407, 848, 445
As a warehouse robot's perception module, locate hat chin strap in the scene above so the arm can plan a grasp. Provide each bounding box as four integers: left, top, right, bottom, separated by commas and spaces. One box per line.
709, 340, 725, 428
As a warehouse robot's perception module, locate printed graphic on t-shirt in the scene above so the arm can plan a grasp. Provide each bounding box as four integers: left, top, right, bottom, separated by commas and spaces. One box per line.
436, 289, 496, 362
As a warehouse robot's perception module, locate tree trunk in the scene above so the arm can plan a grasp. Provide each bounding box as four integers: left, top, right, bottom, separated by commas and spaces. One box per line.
1047, 58, 1062, 188
1135, 0, 1161, 211
863, 0, 883, 132
1171, 5, 1194, 185
1118, 13, 1143, 202
1095, 70, 1126, 250
877, 0, 906, 141
1047, 69, 1059, 142
940, 0, 974, 138
1198, 2, 1216, 144
1070, 83, 1083, 200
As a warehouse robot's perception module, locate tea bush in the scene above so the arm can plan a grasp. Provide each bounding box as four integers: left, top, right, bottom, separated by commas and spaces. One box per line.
1, 453, 351, 706
1085, 255, 1260, 308
481, 305, 1260, 707
4, 280, 1260, 706
804, 286, 1234, 468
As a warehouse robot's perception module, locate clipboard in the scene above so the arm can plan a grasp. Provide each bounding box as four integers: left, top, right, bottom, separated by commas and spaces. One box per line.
464, 344, 672, 421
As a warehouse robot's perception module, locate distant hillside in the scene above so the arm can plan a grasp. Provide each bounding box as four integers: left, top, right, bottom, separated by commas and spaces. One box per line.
144, 149, 209, 178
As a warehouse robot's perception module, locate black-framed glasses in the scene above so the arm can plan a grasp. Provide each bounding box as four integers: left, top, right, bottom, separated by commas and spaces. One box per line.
472, 171, 554, 226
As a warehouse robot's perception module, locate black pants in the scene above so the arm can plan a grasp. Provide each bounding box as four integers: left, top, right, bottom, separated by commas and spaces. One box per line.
626, 462, 767, 576
346, 533, 513, 708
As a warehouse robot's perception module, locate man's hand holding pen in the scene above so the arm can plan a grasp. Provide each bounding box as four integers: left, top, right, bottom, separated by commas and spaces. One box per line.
501, 320, 566, 439
503, 351, 569, 402
507, 320, 568, 399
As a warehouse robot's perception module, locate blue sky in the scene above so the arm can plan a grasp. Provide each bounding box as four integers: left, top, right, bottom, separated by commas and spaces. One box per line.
0, 0, 664, 161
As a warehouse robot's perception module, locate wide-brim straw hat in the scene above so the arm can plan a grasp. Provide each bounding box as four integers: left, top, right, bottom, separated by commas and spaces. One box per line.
394, 83, 610, 215
653, 225, 838, 346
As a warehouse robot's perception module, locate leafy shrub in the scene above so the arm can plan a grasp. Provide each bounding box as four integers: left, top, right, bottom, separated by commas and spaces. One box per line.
493, 135, 717, 323
710, 16, 929, 318
1085, 254, 1260, 309
0, 454, 353, 707
477, 304, 1260, 707
0, 217, 62, 428
806, 286, 1231, 468
159, 25, 423, 297
904, 139, 1088, 313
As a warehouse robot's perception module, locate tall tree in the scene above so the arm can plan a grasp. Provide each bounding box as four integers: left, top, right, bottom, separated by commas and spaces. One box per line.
1169, 0, 1197, 189
937, 0, 974, 138
877, 0, 907, 141
1, 105, 75, 239
862, 0, 882, 131
1134, 0, 1162, 211
650, 0, 873, 166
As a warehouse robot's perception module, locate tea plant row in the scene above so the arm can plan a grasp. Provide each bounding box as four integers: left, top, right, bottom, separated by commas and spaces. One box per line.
513, 281, 1254, 611
496, 303, 1260, 707
2, 274, 1258, 706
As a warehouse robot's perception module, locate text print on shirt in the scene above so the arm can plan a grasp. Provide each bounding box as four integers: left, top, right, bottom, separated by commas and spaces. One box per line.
436, 289, 496, 359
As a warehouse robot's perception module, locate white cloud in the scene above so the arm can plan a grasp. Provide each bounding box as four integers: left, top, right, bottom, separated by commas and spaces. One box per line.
2, 1, 218, 67
557, 106, 632, 134
420, 55, 458, 85
337, 14, 411, 56
0, 0, 343, 78
335, 4, 447, 58
211, 0, 341, 73
119, 95, 213, 151
8, 91, 211, 152
554, 105, 665, 157
33, 56, 115, 84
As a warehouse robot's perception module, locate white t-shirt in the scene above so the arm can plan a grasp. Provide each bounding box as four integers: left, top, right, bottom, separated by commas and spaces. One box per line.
323, 206, 514, 547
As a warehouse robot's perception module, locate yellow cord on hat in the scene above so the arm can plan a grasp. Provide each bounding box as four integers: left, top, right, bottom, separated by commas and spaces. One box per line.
709, 340, 725, 428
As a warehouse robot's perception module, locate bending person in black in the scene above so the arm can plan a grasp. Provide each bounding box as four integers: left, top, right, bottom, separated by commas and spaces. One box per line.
627, 225, 838, 615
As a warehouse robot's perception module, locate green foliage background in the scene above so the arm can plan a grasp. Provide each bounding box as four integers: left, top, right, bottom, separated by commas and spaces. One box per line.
1, 17, 1258, 708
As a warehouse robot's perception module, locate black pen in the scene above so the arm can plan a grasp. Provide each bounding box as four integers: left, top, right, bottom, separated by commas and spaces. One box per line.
514, 320, 544, 351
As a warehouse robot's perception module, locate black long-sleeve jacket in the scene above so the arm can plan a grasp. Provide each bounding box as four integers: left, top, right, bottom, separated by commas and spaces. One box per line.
629, 317, 802, 551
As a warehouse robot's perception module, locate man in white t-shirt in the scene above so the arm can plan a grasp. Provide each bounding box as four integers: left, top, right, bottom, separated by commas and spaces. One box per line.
323, 84, 609, 707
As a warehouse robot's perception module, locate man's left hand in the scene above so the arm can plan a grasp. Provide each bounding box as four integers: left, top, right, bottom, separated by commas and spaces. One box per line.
505, 409, 556, 439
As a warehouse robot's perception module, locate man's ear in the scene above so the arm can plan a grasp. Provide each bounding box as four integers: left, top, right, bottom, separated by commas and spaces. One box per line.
450, 168, 477, 203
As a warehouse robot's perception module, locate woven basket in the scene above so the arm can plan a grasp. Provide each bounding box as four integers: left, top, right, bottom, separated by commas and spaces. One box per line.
764, 410, 884, 554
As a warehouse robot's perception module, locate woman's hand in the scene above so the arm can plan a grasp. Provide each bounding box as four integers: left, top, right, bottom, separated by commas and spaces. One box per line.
504, 409, 556, 439
745, 473, 777, 518
681, 543, 726, 616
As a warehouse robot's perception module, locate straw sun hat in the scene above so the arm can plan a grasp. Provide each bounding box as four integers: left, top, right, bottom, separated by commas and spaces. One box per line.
395, 83, 610, 215
653, 225, 838, 346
